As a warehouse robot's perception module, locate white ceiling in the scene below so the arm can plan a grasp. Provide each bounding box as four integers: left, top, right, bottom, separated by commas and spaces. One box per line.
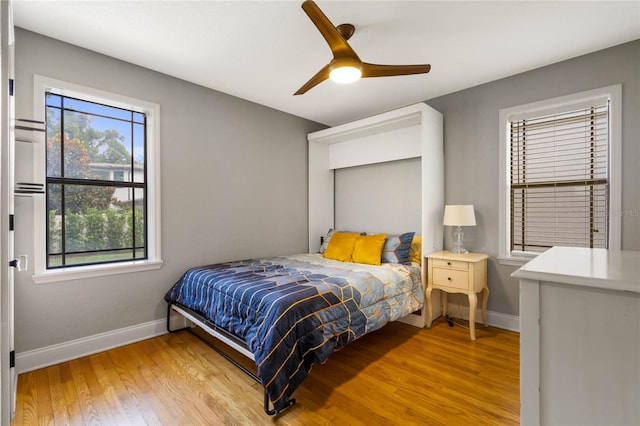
12, 0, 640, 126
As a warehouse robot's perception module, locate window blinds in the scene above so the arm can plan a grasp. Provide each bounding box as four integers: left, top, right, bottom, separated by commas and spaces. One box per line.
510, 103, 609, 253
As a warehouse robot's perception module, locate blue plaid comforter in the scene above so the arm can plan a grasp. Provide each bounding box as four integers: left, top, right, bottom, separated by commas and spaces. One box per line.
165, 253, 422, 412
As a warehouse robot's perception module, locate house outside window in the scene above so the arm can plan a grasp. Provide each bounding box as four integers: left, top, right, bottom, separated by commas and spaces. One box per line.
113, 170, 125, 182
32, 76, 162, 283
498, 85, 621, 265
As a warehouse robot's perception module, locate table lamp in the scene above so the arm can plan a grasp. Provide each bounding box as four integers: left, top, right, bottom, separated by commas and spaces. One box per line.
443, 205, 476, 254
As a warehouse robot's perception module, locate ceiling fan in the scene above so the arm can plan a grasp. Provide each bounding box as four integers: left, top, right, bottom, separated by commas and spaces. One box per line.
294, 0, 431, 95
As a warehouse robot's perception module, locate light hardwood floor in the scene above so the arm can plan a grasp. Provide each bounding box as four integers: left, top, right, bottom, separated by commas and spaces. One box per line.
12, 318, 519, 425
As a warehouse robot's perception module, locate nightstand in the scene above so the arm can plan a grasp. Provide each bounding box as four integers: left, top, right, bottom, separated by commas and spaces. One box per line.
425, 250, 489, 340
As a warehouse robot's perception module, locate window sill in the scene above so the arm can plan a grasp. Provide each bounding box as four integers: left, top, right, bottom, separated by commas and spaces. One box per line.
497, 254, 536, 267
32, 259, 163, 284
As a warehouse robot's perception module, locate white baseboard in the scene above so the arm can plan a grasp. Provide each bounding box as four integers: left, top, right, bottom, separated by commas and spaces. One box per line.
486, 310, 520, 332
16, 315, 187, 374
440, 308, 520, 332
16, 308, 518, 375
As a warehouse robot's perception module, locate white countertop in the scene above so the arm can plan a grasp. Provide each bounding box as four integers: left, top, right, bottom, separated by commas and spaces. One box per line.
512, 246, 640, 293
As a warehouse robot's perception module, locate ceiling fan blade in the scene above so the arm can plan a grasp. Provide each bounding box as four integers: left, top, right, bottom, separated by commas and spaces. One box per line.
301, 0, 358, 58
361, 63, 431, 78
294, 64, 331, 95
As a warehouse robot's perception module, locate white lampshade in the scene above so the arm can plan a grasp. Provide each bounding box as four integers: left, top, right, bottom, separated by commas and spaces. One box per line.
443, 205, 476, 227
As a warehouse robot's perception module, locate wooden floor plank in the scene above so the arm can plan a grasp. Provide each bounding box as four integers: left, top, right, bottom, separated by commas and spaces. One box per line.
89, 351, 142, 425
14, 369, 35, 426
46, 366, 71, 426
166, 335, 269, 423
67, 358, 103, 425
140, 336, 239, 424
31, 369, 53, 425
126, 342, 191, 425
13, 318, 519, 425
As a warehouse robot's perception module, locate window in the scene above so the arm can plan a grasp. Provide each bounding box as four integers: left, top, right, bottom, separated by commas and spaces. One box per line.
32, 76, 162, 282
498, 85, 621, 265
45, 93, 147, 268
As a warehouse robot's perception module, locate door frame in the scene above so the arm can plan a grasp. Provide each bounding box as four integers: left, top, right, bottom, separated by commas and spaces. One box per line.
1, 0, 16, 423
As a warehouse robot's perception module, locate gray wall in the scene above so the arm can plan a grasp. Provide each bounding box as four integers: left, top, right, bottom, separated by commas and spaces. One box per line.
12, 28, 640, 352
13, 29, 324, 352
425, 39, 640, 317
335, 158, 421, 235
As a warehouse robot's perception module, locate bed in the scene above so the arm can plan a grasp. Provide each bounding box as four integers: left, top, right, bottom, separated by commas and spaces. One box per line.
166, 102, 443, 415
165, 250, 423, 414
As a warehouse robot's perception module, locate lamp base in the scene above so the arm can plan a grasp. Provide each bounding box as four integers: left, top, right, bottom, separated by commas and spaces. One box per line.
449, 247, 469, 254
450, 226, 468, 254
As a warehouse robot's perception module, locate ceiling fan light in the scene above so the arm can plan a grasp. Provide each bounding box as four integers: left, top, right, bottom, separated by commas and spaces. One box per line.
329, 65, 362, 84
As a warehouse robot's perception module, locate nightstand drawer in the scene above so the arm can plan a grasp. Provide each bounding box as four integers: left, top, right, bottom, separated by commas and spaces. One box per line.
433, 268, 469, 290
432, 258, 468, 271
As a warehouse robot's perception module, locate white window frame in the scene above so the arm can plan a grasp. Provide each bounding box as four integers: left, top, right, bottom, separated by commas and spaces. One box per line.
498, 85, 621, 266
31, 75, 162, 283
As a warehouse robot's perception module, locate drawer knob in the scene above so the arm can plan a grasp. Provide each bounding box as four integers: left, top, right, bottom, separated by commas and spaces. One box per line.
447, 262, 452, 266
447, 277, 452, 281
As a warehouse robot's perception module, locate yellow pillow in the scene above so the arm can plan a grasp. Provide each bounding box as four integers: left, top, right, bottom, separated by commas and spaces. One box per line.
323, 232, 360, 262
409, 235, 422, 265
352, 234, 387, 265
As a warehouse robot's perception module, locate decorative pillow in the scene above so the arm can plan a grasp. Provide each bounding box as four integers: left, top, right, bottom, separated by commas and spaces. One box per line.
319, 229, 335, 254
381, 232, 416, 264
319, 228, 365, 253
352, 234, 387, 265
323, 232, 360, 262
409, 235, 422, 265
